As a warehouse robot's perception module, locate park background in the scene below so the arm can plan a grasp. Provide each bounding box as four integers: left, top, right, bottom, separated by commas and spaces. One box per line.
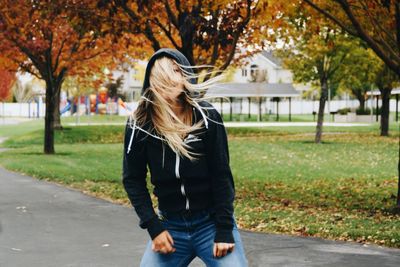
0, 0, 400, 252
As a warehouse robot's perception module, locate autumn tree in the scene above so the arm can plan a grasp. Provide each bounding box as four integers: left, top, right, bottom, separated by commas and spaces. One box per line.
0, 70, 16, 102
0, 56, 17, 102
97, 0, 272, 79
301, 0, 400, 209
302, 0, 399, 137
0, 0, 127, 154
303, 0, 400, 75
279, 29, 350, 143
337, 41, 382, 111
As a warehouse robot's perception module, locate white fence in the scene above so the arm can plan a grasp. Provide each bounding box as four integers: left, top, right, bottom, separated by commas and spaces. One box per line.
0, 102, 45, 118
207, 98, 397, 115
1, 98, 398, 117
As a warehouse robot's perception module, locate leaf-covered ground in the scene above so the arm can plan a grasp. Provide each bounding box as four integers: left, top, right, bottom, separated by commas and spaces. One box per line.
0, 122, 399, 248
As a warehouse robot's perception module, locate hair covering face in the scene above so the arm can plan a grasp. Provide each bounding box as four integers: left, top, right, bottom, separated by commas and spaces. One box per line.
141, 48, 196, 96
126, 48, 209, 155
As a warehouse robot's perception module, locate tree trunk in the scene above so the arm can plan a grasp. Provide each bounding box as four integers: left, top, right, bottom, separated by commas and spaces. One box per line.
44, 81, 56, 154
315, 78, 328, 144
53, 88, 63, 130
359, 97, 366, 111
379, 87, 391, 136
356, 92, 365, 111
350, 88, 365, 110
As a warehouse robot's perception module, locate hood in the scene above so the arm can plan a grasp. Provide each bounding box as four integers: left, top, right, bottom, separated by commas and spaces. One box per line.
126, 48, 210, 155
141, 48, 196, 96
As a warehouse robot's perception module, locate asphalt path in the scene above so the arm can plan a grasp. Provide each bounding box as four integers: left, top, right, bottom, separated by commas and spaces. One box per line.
1, 167, 399, 267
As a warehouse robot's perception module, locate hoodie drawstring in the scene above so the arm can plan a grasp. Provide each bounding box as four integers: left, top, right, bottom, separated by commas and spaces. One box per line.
162, 142, 165, 169
127, 119, 137, 154
127, 102, 208, 155
193, 101, 209, 129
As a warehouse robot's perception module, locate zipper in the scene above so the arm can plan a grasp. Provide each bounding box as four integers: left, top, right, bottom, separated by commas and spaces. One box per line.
173, 108, 199, 210
175, 151, 189, 210
175, 152, 180, 179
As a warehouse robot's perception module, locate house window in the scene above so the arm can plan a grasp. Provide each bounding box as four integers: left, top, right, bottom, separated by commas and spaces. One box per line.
249, 64, 259, 82
242, 68, 248, 77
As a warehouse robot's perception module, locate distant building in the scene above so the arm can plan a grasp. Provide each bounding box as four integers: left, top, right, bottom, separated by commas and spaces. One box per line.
120, 50, 309, 105
112, 60, 146, 102
232, 50, 293, 84
205, 50, 307, 121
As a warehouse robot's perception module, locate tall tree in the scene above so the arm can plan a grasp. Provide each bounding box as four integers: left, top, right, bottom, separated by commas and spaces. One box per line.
279, 30, 350, 143
337, 42, 381, 111
375, 64, 398, 136
0, 0, 125, 154
303, 0, 400, 76
98, 0, 271, 79
301, 0, 398, 136
302, 0, 400, 208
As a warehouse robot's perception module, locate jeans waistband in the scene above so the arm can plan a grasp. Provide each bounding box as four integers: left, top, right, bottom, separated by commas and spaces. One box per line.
158, 207, 216, 221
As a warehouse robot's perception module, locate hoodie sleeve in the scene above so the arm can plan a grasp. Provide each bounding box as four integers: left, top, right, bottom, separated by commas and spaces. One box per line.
122, 120, 165, 240
204, 107, 236, 244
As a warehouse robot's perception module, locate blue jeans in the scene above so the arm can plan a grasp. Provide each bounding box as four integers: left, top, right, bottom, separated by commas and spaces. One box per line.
139, 208, 248, 267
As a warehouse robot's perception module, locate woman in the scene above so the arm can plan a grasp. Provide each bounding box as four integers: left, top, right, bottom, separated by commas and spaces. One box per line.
122, 48, 248, 267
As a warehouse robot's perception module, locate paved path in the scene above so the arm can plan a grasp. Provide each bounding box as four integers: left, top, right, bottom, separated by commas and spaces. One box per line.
0, 137, 8, 153
0, 117, 37, 125
1, 167, 400, 267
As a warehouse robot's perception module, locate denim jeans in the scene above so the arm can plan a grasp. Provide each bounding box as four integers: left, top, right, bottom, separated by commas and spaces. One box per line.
139, 208, 249, 267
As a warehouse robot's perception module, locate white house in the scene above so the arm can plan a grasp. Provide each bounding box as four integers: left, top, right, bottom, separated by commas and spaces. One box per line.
111, 60, 146, 102
232, 50, 293, 84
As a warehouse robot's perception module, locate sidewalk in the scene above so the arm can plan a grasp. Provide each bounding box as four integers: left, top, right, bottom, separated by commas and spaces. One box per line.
0, 117, 37, 125
1, 167, 399, 267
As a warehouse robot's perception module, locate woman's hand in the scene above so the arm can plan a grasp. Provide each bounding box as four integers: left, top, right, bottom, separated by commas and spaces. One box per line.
213, 242, 235, 257
152, 230, 176, 254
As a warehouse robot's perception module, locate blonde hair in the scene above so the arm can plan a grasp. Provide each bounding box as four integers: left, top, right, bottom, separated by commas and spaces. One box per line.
130, 56, 225, 161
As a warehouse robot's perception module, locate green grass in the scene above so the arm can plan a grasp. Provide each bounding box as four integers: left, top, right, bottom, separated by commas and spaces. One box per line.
0, 116, 399, 248
0, 118, 44, 137
61, 114, 127, 124
2, 125, 124, 148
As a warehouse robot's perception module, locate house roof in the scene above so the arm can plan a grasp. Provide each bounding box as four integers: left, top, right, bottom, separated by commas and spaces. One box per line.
260, 51, 282, 67
206, 82, 300, 97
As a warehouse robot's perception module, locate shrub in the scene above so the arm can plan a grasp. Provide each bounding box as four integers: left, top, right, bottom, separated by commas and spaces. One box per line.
337, 107, 351, 115
356, 107, 370, 115
356, 107, 381, 115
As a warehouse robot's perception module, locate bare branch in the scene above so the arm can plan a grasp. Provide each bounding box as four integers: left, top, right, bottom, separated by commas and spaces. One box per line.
152, 17, 180, 49
336, 0, 400, 74
163, 0, 179, 28
144, 20, 161, 51
208, 7, 220, 67
302, 0, 358, 36
53, 37, 68, 72
219, 0, 252, 71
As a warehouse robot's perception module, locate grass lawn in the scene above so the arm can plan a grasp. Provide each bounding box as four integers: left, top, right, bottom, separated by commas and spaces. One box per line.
0, 117, 399, 248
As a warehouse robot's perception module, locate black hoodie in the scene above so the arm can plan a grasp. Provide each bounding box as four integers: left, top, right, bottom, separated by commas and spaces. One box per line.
122, 48, 235, 243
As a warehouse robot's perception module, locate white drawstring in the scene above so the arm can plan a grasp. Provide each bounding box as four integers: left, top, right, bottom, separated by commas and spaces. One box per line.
193, 101, 209, 129
162, 142, 165, 169
127, 102, 217, 154
127, 119, 137, 154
